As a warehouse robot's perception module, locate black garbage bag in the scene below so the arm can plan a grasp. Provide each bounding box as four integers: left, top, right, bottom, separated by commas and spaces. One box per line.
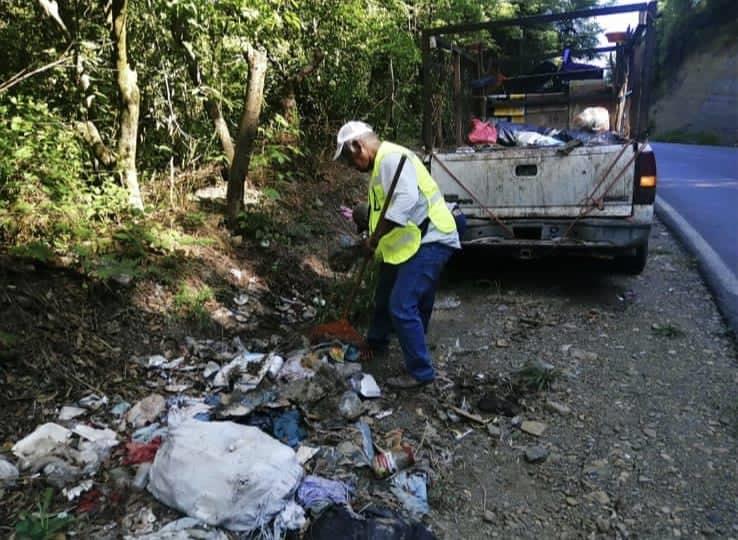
306, 505, 437, 540
554, 129, 627, 146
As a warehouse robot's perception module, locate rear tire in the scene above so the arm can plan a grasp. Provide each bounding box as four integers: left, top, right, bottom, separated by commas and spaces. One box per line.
615, 243, 648, 275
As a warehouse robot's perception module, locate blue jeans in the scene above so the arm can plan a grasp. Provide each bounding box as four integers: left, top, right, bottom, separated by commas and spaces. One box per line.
367, 242, 455, 381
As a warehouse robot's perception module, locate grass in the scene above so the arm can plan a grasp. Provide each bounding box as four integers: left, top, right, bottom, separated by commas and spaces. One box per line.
512, 360, 560, 393
173, 281, 215, 322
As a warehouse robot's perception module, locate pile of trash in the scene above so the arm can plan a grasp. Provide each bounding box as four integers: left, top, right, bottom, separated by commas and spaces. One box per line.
2, 336, 441, 539
464, 107, 626, 149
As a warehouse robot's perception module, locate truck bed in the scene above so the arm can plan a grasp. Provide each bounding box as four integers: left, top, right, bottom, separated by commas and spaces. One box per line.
431, 144, 636, 219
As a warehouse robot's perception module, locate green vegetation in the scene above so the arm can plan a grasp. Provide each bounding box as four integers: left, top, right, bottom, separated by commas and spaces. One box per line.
15, 489, 73, 540
174, 282, 215, 322
1, 0, 602, 280
652, 129, 721, 146
656, 0, 738, 85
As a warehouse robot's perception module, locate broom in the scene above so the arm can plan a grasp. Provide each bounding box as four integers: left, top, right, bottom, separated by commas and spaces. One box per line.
309, 155, 408, 350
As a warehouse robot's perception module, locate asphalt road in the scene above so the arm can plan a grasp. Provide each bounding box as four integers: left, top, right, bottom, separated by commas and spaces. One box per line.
652, 142, 738, 274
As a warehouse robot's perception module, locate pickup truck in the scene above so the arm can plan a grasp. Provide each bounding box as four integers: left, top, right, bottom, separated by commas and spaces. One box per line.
420, 2, 658, 273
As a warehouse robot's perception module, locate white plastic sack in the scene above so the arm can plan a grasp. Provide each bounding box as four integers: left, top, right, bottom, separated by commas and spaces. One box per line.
515, 131, 564, 147
147, 419, 303, 532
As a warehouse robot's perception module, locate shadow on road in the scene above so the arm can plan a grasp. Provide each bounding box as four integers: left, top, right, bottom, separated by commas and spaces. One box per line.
445, 247, 632, 309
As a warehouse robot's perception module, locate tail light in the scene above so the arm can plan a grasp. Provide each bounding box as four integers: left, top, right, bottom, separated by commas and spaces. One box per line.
634, 144, 657, 204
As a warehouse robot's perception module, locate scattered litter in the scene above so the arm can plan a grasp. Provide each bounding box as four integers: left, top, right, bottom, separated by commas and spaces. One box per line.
203, 361, 221, 379
279, 351, 319, 382
338, 390, 364, 420
58, 406, 87, 422
0, 457, 19, 487
111, 401, 132, 417
127, 517, 228, 540
76, 487, 103, 513
212, 351, 267, 390
356, 420, 375, 463
344, 345, 361, 363
123, 437, 162, 465
351, 373, 381, 398
72, 424, 118, 451
267, 354, 285, 379
147, 355, 171, 368
164, 384, 190, 393
372, 444, 415, 478
273, 501, 307, 537
122, 506, 157, 537
297, 474, 351, 513
217, 389, 277, 418
296, 445, 320, 465
273, 409, 307, 448
79, 394, 108, 410
127, 394, 166, 428
390, 471, 430, 518
62, 479, 94, 501
12, 423, 71, 466
132, 423, 168, 443
148, 419, 303, 532
375, 409, 394, 420
452, 428, 473, 441
41, 459, 82, 488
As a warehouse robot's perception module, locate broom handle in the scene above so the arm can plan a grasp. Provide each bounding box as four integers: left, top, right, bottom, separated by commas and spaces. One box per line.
341, 154, 407, 319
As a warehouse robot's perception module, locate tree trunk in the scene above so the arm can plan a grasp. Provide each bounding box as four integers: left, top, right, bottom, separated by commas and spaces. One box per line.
171, 17, 234, 164
75, 121, 115, 166
112, 0, 143, 211
278, 50, 323, 143
226, 46, 267, 226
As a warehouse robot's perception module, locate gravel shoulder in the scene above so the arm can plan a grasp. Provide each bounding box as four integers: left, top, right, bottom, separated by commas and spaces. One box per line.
368, 218, 737, 539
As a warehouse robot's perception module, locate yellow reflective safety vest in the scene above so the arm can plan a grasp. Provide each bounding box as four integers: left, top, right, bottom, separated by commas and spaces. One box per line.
369, 142, 456, 265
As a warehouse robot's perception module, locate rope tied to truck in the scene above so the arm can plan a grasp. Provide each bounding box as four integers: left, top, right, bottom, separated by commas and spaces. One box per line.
561, 140, 646, 240
430, 152, 515, 239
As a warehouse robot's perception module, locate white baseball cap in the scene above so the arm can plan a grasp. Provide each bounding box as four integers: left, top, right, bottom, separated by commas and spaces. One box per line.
333, 120, 374, 160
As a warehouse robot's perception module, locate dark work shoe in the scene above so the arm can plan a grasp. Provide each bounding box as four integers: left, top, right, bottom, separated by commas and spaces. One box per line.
386, 374, 433, 389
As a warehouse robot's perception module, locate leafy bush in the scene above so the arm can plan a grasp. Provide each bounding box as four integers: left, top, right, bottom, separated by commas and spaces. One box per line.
0, 96, 128, 259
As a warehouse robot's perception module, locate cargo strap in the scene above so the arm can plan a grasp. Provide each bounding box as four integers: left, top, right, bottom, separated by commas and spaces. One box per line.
431, 153, 514, 239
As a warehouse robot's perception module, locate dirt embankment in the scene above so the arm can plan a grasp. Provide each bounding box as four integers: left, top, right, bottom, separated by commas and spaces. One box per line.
651, 30, 738, 145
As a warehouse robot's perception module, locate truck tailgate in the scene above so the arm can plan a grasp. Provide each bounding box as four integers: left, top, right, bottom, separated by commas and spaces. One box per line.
431, 144, 636, 218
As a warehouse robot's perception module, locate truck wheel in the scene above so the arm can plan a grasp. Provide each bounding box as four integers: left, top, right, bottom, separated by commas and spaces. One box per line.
615, 244, 648, 275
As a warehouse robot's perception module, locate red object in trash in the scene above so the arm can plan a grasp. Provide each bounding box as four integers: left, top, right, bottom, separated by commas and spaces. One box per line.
468, 118, 497, 144
76, 488, 103, 514
122, 437, 162, 465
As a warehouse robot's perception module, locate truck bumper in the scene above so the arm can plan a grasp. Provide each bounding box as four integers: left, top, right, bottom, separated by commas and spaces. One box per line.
462, 205, 653, 257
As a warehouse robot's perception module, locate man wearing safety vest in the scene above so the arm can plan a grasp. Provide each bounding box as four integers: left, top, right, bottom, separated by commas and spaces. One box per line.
334, 121, 460, 388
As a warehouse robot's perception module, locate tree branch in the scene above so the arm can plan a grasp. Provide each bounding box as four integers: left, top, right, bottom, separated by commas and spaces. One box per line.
0, 46, 72, 94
